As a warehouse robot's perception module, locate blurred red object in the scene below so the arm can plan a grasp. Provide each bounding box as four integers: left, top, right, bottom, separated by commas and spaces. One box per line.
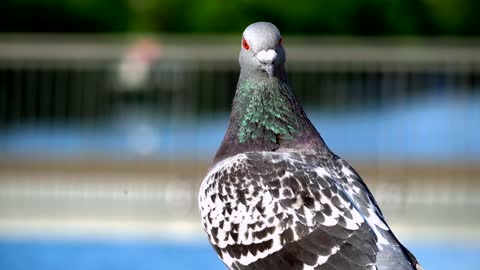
117, 38, 161, 90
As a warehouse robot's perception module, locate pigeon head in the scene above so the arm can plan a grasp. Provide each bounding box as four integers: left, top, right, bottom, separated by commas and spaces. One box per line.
212, 22, 326, 164
239, 22, 285, 78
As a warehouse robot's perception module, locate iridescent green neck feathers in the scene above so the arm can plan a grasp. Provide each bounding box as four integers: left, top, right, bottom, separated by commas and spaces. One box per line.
213, 76, 326, 165
234, 79, 301, 144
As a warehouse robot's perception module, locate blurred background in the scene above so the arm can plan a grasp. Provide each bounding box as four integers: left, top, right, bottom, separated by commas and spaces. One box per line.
0, 0, 479, 269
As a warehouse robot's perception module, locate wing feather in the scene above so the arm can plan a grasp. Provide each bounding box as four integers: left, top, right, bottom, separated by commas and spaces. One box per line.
200, 152, 387, 269
199, 151, 421, 269
334, 156, 422, 269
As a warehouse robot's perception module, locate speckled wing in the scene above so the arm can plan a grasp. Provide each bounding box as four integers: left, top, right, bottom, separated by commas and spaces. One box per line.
333, 156, 422, 270
199, 151, 397, 270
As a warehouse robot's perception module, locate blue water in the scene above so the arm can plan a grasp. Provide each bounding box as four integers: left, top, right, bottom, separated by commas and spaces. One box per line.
0, 93, 479, 161
0, 239, 477, 270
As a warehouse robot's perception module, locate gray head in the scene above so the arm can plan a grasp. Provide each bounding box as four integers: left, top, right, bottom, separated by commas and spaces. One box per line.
239, 22, 286, 79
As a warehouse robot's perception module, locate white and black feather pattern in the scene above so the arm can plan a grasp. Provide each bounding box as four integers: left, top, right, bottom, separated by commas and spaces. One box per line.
200, 21, 421, 270
199, 150, 417, 270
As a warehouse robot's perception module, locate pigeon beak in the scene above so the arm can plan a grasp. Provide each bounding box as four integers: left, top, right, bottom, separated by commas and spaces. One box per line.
262, 64, 275, 77
256, 49, 277, 77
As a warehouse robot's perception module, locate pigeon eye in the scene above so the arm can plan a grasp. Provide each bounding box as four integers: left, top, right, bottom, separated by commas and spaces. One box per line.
279, 37, 283, 45
242, 38, 250, 50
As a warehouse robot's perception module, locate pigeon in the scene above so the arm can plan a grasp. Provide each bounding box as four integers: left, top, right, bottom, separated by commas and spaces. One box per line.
198, 22, 423, 270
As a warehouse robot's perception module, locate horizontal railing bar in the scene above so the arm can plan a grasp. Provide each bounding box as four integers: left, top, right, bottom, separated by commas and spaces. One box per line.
1, 35, 480, 64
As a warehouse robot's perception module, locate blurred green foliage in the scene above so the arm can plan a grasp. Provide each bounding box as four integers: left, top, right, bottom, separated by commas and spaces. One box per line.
0, 0, 478, 35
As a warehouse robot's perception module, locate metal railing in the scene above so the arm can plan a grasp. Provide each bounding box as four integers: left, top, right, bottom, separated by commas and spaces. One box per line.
1, 35, 479, 125
0, 35, 479, 239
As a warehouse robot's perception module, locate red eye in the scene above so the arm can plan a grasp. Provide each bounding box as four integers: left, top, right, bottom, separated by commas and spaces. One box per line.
279, 37, 283, 45
242, 38, 250, 50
